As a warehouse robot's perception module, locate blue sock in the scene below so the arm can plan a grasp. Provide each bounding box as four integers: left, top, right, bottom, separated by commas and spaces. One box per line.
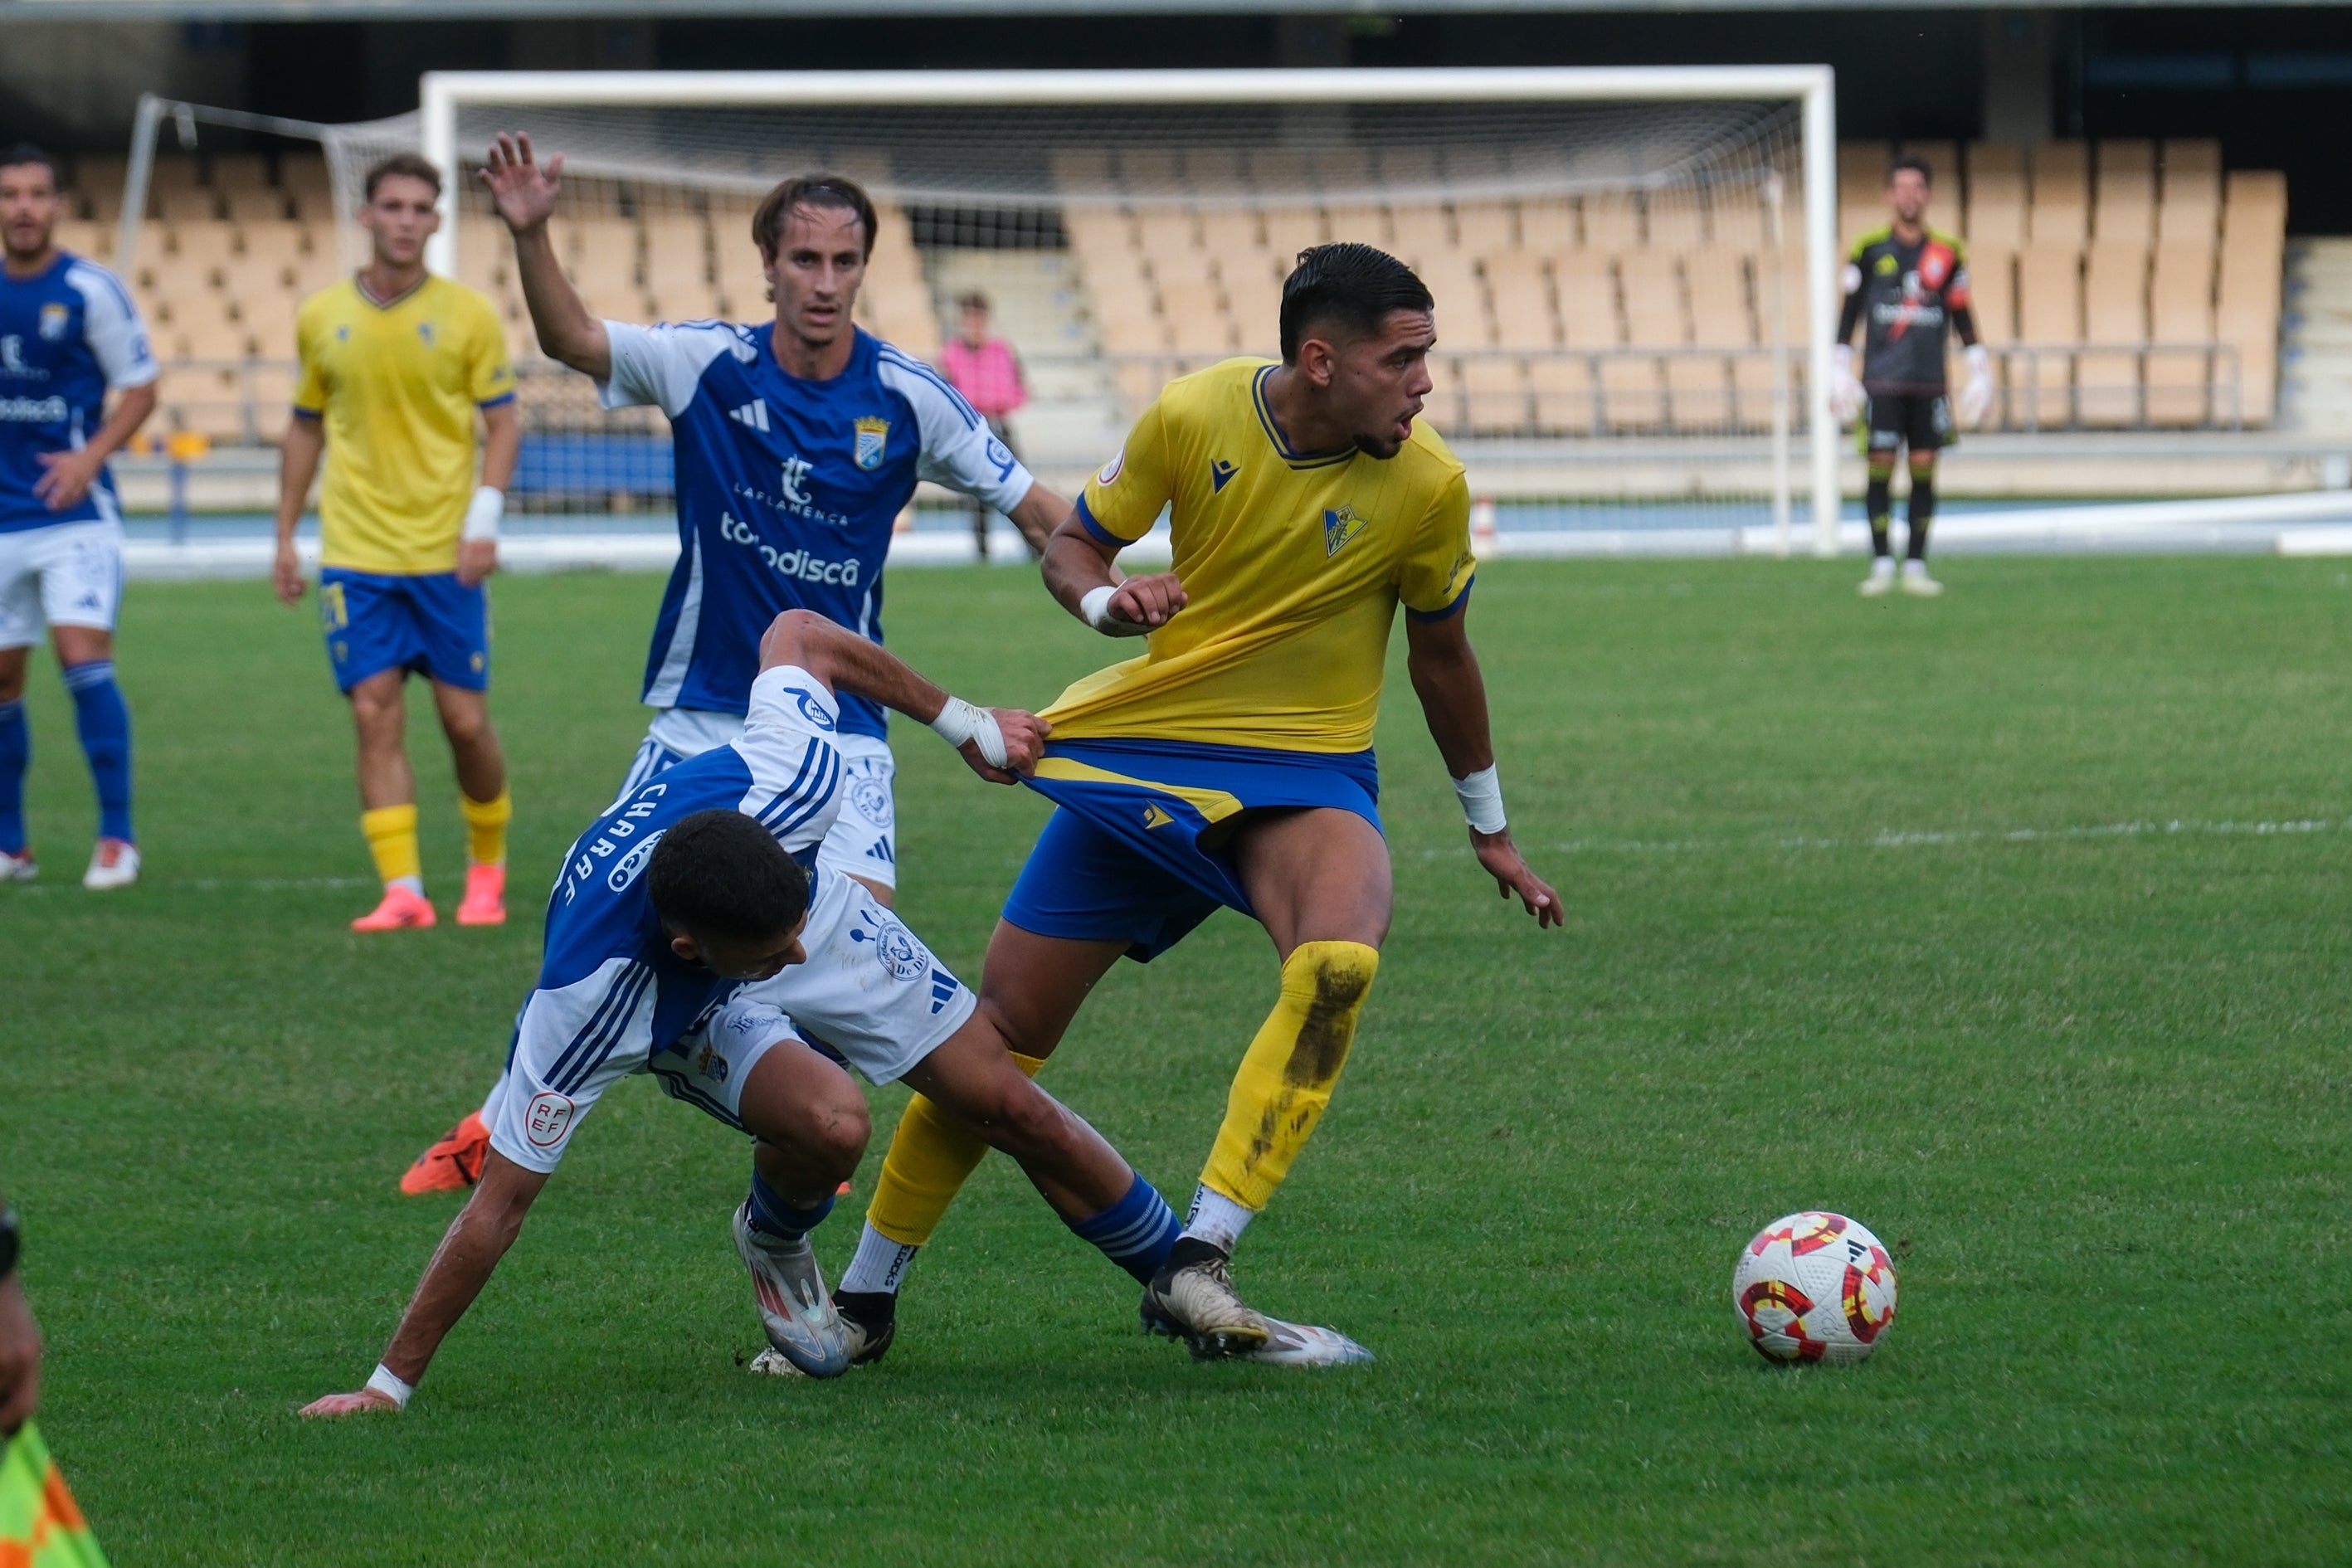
0, 698, 27, 855
747, 1168, 835, 1239
61, 661, 132, 844
1068, 1172, 1182, 1285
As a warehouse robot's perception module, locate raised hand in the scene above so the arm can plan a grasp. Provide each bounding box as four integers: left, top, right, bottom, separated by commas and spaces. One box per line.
298, 1386, 401, 1419
479, 133, 563, 236
1470, 827, 1563, 928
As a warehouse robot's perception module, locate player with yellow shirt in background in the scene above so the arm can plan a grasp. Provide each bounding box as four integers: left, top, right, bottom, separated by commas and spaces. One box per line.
828, 244, 1561, 1366
273, 153, 520, 933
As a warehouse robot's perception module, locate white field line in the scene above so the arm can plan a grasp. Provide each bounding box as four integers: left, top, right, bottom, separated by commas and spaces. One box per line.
1407, 816, 2351, 859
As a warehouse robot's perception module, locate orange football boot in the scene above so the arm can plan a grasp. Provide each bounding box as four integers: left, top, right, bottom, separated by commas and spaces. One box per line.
351, 884, 436, 932
401, 1111, 490, 1195
456, 862, 507, 927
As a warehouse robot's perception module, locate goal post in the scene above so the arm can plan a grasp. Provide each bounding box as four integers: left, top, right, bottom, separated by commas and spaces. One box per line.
415, 65, 1841, 553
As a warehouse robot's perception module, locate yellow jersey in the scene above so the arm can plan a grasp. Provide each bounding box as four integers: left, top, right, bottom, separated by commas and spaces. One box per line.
1043, 358, 1475, 754
294, 275, 514, 575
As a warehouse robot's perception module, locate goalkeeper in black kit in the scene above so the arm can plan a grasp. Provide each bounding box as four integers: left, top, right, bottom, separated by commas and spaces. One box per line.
1831, 156, 1991, 597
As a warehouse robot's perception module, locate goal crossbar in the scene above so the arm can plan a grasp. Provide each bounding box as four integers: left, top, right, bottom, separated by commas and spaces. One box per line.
420, 65, 1841, 552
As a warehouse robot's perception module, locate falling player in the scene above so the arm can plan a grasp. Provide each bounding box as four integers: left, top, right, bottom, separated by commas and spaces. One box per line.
398, 135, 1079, 1193
829, 245, 1561, 1364
0, 144, 158, 891
300, 610, 1227, 1412
273, 153, 521, 929
1829, 155, 1993, 597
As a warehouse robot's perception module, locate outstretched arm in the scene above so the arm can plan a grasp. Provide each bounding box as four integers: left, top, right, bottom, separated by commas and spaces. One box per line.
299, 1152, 548, 1416
1404, 609, 1562, 928
757, 610, 1047, 782
481, 133, 611, 381
1005, 479, 1075, 558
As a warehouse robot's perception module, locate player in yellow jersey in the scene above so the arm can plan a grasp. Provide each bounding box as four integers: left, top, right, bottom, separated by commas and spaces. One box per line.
829, 245, 1561, 1364
273, 154, 520, 933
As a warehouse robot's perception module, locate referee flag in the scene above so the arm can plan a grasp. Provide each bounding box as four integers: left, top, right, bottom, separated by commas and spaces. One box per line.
0, 1424, 109, 1567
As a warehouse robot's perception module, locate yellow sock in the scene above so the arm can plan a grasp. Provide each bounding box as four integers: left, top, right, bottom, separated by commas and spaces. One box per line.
360, 803, 421, 887
1200, 940, 1381, 1211
867, 1051, 1046, 1246
459, 786, 511, 866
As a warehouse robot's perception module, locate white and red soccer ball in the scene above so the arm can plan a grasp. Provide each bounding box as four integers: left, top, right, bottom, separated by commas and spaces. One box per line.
1732, 1211, 1898, 1365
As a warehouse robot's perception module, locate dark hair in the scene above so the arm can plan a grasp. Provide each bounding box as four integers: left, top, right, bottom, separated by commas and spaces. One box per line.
957, 290, 990, 313
752, 173, 877, 264
1889, 155, 1933, 187
1278, 243, 1434, 364
0, 144, 61, 192
363, 153, 443, 202
646, 810, 810, 944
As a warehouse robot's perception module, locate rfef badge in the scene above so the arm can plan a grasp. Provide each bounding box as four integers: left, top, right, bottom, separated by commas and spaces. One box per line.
853, 416, 890, 470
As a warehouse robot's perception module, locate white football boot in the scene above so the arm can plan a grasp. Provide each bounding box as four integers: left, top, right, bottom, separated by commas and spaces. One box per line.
1141, 1250, 1273, 1358
1900, 559, 1945, 597
732, 1200, 851, 1379
1240, 1317, 1376, 1368
1858, 557, 1897, 597
0, 847, 35, 883
82, 839, 139, 890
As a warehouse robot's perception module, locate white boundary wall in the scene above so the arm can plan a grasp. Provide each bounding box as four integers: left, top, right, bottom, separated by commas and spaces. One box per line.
416, 66, 1843, 553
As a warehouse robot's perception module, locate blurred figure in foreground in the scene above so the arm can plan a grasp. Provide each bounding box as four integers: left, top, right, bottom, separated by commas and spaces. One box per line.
939, 292, 1037, 560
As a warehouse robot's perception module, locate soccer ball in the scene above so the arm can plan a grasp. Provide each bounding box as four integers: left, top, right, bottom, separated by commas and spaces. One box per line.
1731, 1211, 1898, 1365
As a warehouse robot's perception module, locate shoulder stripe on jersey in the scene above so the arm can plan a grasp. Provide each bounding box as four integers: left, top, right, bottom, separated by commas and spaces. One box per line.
545, 962, 655, 1093
756, 738, 841, 840
65, 260, 138, 318
876, 345, 983, 429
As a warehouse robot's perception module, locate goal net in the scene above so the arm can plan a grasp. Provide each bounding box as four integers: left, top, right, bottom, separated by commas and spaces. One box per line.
319, 70, 1841, 553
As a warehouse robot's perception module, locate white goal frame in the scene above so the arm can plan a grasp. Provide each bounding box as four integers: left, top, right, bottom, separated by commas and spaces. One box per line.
420, 66, 1842, 553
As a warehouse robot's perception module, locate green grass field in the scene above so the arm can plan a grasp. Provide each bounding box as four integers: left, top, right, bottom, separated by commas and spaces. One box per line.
4, 556, 2349, 1565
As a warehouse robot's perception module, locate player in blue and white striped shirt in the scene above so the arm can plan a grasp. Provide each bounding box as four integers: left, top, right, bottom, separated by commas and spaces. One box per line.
302, 611, 1186, 1413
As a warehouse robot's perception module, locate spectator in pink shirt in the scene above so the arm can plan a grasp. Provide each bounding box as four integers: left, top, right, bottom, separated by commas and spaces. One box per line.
939, 292, 1035, 560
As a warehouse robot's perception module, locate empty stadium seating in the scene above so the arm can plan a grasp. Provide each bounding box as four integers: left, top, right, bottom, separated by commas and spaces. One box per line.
59, 139, 2291, 446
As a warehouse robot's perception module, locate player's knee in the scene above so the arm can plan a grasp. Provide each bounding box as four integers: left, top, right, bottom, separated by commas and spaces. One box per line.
801, 1085, 870, 1177
438, 701, 493, 748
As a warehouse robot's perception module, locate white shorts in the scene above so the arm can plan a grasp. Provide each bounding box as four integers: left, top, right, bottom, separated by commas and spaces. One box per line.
0, 520, 123, 649
486, 869, 976, 1167
613, 710, 898, 891
728, 866, 977, 1085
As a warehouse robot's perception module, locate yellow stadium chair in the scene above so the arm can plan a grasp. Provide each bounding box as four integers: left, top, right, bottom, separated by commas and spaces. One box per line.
2014, 244, 2082, 426
2028, 142, 2090, 245
1459, 355, 1530, 436
1158, 279, 1234, 357
1322, 203, 1392, 248
1580, 195, 1643, 254
1483, 251, 1558, 345
1386, 206, 1452, 264
1451, 201, 1516, 259
2077, 242, 2150, 426
1528, 353, 1598, 435
1961, 144, 2029, 249
1517, 199, 1577, 256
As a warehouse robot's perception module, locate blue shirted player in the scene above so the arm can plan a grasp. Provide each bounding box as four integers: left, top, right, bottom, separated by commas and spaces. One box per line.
0, 144, 158, 891
490, 136, 1074, 905
307, 611, 1190, 1415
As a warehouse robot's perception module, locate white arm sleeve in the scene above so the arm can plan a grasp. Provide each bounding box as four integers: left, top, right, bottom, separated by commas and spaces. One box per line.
597, 320, 744, 417
66, 263, 159, 392
489, 958, 659, 1173
875, 348, 1035, 514
732, 665, 847, 860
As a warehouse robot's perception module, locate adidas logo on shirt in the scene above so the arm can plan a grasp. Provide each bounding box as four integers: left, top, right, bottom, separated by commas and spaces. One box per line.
728, 399, 771, 432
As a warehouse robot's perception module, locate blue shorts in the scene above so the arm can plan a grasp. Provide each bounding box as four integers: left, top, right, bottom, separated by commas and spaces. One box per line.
1004, 738, 1382, 962
318, 568, 489, 693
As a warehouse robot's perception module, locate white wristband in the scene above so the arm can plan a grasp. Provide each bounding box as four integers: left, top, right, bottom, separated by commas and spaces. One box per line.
1453, 764, 1507, 835
1079, 584, 1149, 637
460, 485, 504, 543
928, 695, 1008, 769
366, 1362, 415, 1409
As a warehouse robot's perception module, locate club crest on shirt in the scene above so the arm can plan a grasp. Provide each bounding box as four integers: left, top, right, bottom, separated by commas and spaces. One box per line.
1323, 504, 1368, 558
853, 416, 890, 470
416, 321, 436, 347
37, 304, 68, 342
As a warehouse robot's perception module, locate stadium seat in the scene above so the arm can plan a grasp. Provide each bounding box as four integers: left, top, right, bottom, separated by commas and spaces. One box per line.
1483, 251, 1556, 344
1259, 205, 1325, 261
1517, 198, 1577, 256
1415, 251, 1493, 347
2218, 171, 2286, 423
1646, 197, 1707, 256
1580, 195, 1642, 254
2028, 142, 2091, 245
2147, 242, 2218, 425
1133, 207, 1204, 263
2077, 242, 2151, 426
2094, 140, 2157, 245
1158, 278, 1234, 356
1527, 353, 1598, 435
1458, 355, 1529, 436
1195, 208, 1262, 260
1387, 206, 1453, 265
2158, 141, 2223, 245
1962, 243, 2016, 424
1323, 203, 1391, 248
1962, 143, 2028, 248
1709, 193, 1770, 255
1555, 251, 1617, 348
1451, 201, 1516, 258
1049, 149, 1113, 189
2014, 244, 2082, 426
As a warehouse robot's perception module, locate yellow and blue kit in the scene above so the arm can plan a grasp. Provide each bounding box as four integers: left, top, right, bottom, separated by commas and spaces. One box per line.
293, 274, 513, 690
1003, 357, 1475, 958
